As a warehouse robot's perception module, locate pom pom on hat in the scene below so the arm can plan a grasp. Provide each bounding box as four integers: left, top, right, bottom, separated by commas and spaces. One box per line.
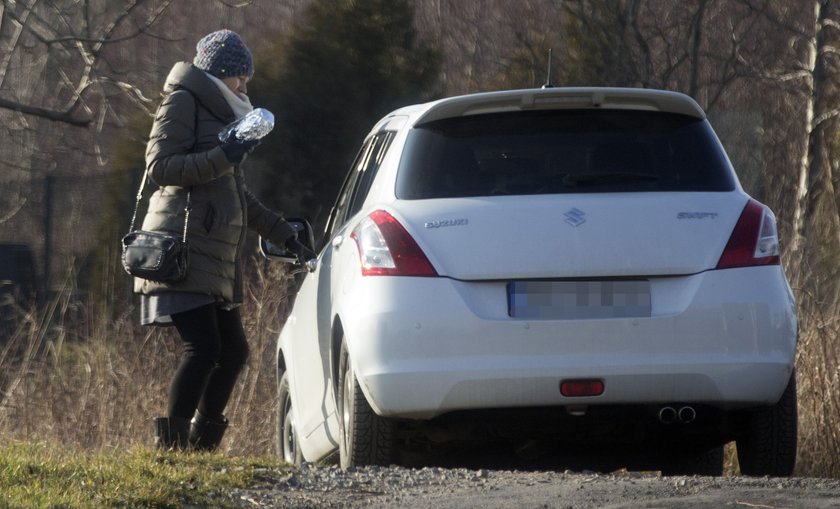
193, 29, 254, 79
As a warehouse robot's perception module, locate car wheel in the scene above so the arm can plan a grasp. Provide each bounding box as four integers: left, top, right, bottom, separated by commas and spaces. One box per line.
736, 372, 797, 476
338, 339, 395, 469
277, 370, 303, 466
660, 445, 724, 476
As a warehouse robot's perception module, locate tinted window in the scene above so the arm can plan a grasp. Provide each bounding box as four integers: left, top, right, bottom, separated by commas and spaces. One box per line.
324, 139, 370, 242
323, 131, 398, 245
396, 110, 736, 199
347, 131, 396, 218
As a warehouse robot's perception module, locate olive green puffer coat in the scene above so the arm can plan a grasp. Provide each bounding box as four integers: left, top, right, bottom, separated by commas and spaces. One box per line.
134, 62, 295, 303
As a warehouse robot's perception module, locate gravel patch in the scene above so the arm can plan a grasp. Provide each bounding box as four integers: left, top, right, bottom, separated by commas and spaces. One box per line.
226, 463, 840, 508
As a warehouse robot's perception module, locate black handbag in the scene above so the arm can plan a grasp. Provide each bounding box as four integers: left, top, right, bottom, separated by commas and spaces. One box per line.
121, 171, 191, 283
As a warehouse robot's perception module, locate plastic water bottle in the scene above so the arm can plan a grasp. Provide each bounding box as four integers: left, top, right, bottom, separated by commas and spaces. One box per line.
218, 108, 275, 142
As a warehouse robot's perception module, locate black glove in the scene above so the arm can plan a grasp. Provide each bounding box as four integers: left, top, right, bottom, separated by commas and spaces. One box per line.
285, 238, 317, 265
220, 133, 260, 164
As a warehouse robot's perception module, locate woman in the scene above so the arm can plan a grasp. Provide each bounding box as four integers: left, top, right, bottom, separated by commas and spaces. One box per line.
136, 29, 312, 451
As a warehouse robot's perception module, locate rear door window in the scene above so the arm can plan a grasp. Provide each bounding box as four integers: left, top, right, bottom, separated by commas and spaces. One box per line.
324, 131, 397, 245
324, 139, 370, 243
396, 110, 736, 199
347, 131, 396, 218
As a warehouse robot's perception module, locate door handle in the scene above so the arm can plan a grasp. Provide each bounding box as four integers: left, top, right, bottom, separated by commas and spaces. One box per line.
332, 235, 344, 248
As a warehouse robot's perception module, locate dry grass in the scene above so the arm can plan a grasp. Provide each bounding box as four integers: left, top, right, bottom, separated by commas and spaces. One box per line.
0, 257, 294, 457
791, 288, 840, 477
1, 256, 839, 478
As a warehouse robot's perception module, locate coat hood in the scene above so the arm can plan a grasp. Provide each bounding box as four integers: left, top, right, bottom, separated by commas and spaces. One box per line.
163, 62, 235, 124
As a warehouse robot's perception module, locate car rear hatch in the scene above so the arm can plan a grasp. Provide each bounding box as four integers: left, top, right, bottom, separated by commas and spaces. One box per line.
391, 107, 745, 280
394, 193, 747, 280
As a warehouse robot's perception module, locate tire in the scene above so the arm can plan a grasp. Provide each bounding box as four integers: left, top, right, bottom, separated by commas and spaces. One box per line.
661, 445, 724, 476
736, 372, 797, 477
337, 339, 395, 469
277, 370, 303, 466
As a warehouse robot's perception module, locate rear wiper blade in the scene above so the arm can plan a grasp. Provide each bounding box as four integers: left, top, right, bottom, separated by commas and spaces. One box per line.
562, 172, 660, 187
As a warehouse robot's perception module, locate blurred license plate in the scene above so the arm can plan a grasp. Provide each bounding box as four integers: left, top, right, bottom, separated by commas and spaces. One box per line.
508, 280, 651, 319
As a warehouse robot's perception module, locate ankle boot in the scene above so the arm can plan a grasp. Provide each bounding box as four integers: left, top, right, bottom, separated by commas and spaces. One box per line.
154, 416, 190, 451
189, 411, 228, 451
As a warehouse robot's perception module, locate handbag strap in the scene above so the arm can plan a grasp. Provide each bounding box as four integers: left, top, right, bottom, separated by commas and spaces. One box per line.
127, 171, 191, 243
128, 88, 199, 242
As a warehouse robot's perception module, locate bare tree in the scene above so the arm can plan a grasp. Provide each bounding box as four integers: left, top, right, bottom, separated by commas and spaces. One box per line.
414, 0, 572, 93
0, 0, 176, 127
776, 1, 840, 270
739, 0, 840, 477
559, 0, 764, 112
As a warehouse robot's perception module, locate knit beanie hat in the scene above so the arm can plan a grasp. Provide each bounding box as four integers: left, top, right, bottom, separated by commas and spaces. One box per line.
193, 29, 254, 79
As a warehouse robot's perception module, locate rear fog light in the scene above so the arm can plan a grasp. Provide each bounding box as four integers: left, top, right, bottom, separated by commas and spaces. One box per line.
560, 379, 605, 397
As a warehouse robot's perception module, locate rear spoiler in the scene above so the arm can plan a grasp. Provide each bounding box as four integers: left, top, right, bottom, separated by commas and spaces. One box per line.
415, 87, 706, 125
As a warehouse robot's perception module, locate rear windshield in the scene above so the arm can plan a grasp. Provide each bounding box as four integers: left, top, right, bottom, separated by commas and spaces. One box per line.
396, 109, 736, 199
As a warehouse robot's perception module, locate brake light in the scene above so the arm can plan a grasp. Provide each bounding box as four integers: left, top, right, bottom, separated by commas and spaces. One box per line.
351, 210, 437, 276
716, 200, 780, 269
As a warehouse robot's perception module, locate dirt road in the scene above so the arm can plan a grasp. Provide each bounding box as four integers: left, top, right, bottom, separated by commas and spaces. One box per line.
227, 464, 840, 508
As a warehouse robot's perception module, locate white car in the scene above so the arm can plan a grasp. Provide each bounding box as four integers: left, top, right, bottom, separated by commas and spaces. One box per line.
265, 87, 798, 476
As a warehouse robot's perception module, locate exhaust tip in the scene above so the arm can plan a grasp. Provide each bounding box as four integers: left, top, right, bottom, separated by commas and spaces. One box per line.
658, 406, 677, 424
678, 406, 696, 424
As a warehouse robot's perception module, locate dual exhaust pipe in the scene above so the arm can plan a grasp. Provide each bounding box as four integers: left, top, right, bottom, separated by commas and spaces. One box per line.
658, 405, 696, 424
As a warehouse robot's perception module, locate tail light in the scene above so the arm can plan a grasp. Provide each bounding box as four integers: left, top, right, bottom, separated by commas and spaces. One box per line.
351, 210, 437, 277
716, 200, 780, 269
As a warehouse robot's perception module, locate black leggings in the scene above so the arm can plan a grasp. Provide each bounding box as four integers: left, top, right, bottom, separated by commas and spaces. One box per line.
168, 303, 249, 420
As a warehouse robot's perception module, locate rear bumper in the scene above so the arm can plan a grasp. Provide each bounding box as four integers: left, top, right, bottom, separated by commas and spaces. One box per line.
339, 266, 797, 419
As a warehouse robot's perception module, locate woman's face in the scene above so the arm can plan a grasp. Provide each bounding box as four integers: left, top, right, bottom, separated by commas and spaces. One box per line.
222, 75, 249, 98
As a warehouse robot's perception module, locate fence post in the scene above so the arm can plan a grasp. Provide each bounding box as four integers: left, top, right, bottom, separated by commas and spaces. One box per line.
43, 175, 53, 297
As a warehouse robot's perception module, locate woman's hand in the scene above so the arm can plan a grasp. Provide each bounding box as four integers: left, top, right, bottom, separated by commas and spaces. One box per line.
285, 238, 317, 265
220, 132, 260, 164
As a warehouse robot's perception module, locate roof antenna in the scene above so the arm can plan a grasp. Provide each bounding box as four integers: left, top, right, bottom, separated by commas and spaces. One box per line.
542, 48, 555, 89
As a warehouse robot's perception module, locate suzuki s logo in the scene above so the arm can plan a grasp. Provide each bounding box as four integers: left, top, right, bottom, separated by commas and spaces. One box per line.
564, 208, 586, 227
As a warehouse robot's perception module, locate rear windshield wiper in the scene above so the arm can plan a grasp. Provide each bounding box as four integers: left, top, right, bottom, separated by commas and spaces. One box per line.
562, 172, 660, 187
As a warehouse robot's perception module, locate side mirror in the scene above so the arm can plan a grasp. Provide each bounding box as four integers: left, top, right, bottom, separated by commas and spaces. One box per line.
260, 218, 317, 272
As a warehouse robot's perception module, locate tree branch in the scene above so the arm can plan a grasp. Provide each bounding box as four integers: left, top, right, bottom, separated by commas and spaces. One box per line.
1, 0, 176, 126
216, 0, 255, 7
0, 96, 91, 127
814, 108, 840, 128
734, 0, 810, 38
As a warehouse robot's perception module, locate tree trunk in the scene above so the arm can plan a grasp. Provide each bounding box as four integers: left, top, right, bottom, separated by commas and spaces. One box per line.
790, 0, 825, 273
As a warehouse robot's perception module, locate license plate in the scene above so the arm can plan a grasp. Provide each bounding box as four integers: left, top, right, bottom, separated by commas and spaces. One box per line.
508, 280, 651, 319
